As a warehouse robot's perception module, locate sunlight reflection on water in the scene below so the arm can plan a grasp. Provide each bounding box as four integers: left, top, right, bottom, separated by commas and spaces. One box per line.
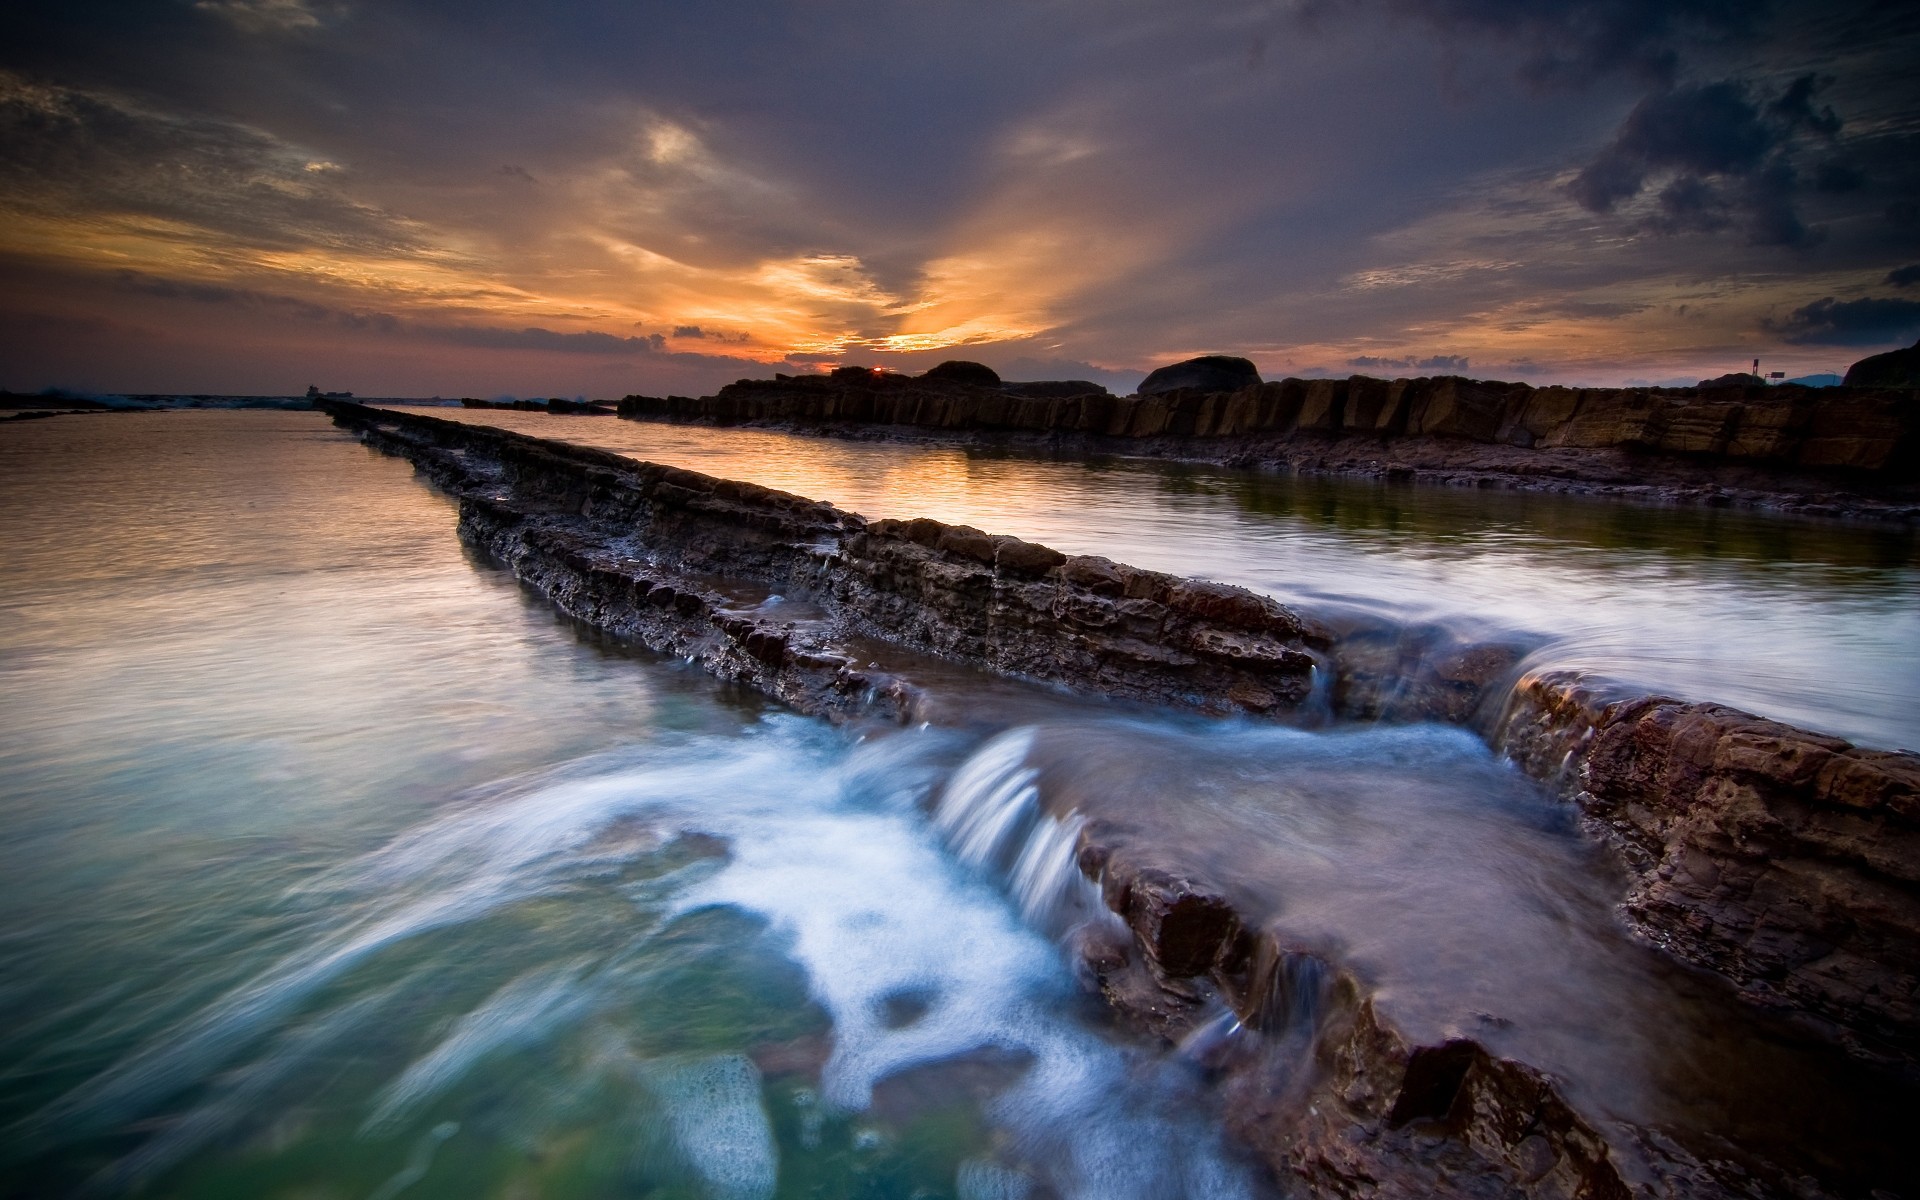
433, 407, 1920, 748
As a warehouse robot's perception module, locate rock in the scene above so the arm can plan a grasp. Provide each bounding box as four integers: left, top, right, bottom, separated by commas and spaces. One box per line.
1138, 355, 1262, 396
1697, 372, 1765, 388
1494, 672, 1920, 1069
1843, 339, 1920, 388
1002, 379, 1110, 398
321, 398, 1920, 1198
921, 360, 1002, 387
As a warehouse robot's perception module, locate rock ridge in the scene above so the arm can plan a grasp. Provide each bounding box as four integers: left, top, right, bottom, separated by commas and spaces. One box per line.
618, 369, 1920, 520
320, 400, 1920, 1198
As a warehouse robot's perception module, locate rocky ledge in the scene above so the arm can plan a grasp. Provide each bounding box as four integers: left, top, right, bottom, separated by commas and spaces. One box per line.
618, 358, 1920, 522
322, 400, 1919, 1199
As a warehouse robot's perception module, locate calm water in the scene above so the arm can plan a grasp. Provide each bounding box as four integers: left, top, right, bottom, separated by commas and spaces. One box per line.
428, 407, 1920, 750
2, 410, 1914, 1200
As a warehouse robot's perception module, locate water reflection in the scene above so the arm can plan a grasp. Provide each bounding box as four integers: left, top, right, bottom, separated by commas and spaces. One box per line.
0, 412, 1262, 1200
429, 408, 1920, 748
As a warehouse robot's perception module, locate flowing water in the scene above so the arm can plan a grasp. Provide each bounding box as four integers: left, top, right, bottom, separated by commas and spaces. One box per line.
2, 410, 1915, 1199
424, 407, 1920, 751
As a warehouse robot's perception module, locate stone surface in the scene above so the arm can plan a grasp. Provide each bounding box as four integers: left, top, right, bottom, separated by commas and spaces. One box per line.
617, 371, 1920, 521
1495, 671, 1920, 1069
1138, 354, 1263, 396
322, 399, 1920, 1199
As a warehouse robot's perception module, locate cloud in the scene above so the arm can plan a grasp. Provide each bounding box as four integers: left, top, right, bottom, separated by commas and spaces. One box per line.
1887, 265, 1920, 288
418, 325, 667, 355
113, 269, 334, 320
0, 72, 426, 258
1764, 296, 1920, 346
1566, 74, 1843, 247
1347, 353, 1471, 371
1375, 0, 1762, 85
193, 0, 336, 35
107, 267, 771, 361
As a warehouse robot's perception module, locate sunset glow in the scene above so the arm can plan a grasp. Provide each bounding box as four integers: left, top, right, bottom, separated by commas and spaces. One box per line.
2, 4, 1917, 396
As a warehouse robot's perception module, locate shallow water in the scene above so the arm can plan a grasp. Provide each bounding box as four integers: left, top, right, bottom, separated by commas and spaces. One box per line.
2, 411, 1914, 1199
0, 413, 1261, 1199
426, 407, 1920, 750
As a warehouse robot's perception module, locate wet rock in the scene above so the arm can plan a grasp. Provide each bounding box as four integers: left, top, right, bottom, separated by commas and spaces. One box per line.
323, 399, 1920, 1199
1496, 671, 1920, 1069
324, 402, 1326, 723
1138, 354, 1262, 397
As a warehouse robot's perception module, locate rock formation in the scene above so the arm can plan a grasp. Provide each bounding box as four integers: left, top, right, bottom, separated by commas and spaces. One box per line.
1844, 338, 1920, 388
319, 399, 1920, 1200
618, 368, 1920, 520
1138, 353, 1262, 396
922, 359, 1002, 387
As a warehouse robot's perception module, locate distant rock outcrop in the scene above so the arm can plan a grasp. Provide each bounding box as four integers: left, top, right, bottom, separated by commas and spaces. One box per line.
1844, 339, 1920, 388
922, 360, 1002, 387
1138, 354, 1261, 396
1002, 379, 1110, 398
1697, 372, 1764, 388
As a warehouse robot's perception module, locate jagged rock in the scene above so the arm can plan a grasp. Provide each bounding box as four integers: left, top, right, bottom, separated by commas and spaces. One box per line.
921, 360, 1002, 387
1002, 379, 1109, 398
613, 368, 1920, 517
1496, 671, 1920, 1069
1697, 372, 1764, 388
320, 400, 1920, 1198
1844, 338, 1920, 388
1138, 354, 1262, 396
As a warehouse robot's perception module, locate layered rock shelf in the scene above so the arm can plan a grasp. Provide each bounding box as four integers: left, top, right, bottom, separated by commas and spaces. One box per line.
322, 400, 1920, 1199
619, 363, 1920, 520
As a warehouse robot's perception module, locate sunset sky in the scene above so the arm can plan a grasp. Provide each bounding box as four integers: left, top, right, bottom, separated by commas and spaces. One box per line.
3, 0, 1918, 398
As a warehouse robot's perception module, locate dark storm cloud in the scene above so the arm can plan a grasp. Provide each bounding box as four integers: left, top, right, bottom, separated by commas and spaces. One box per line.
1375, 0, 1760, 85
0, 0, 1916, 393
1765, 297, 1920, 345
113, 270, 335, 321
1888, 266, 1920, 288
420, 325, 666, 355
1567, 75, 1841, 247
0, 73, 421, 256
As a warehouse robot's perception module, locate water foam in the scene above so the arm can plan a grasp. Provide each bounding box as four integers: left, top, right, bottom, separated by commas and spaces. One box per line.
49, 719, 1259, 1199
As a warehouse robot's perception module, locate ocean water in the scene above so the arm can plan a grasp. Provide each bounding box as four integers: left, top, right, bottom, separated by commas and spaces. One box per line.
429, 406, 1920, 750
0, 412, 1263, 1199
2, 410, 1914, 1200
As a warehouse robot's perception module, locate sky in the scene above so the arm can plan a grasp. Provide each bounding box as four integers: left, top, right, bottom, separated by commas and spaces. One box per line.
2, 0, 1918, 398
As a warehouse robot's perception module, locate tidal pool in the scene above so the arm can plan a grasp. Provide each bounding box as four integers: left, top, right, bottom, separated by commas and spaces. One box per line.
3, 409, 1914, 1200
429, 406, 1920, 750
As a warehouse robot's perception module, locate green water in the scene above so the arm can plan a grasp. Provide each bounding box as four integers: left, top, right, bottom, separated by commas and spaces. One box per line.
4, 409, 1915, 1200
0, 412, 1259, 1199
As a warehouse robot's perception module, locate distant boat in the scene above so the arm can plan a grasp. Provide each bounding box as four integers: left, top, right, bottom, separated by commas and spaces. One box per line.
305, 386, 354, 399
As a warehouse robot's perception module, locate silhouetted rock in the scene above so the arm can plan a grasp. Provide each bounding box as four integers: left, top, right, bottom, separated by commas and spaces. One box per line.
922, 360, 1001, 387
1844, 339, 1920, 388
1002, 379, 1110, 398
1698, 372, 1764, 388
1138, 354, 1262, 396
